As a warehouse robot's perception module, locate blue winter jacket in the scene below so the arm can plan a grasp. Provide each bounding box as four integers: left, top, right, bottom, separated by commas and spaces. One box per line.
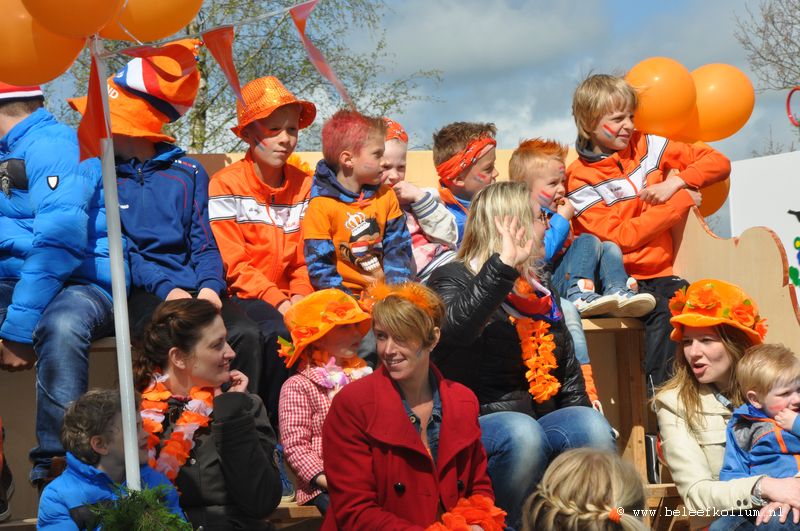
541, 206, 571, 263
37, 452, 184, 529
115, 143, 226, 299
720, 403, 800, 480
0, 108, 126, 343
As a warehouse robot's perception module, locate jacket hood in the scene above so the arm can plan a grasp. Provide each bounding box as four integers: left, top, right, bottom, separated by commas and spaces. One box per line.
731, 402, 770, 423
0, 108, 54, 153
115, 142, 185, 179
311, 159, 381, 203
575, 135, 609, 163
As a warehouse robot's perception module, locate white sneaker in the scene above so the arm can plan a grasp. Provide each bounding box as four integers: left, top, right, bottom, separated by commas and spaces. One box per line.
572, 293, 619, 317
613, 291, 656, 317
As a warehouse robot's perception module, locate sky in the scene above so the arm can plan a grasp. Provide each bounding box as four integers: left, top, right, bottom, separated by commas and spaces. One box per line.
352, 0, 798, 161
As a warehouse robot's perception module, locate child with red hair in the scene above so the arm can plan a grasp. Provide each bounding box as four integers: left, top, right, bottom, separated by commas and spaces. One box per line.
302, 109, 412, 296
381, 117, 457, 280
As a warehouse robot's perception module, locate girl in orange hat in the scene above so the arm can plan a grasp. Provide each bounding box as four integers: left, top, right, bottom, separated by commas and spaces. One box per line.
653, 279, 800, 530
277, 289, 372, 513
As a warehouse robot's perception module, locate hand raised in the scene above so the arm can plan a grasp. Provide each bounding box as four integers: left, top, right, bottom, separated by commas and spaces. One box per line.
494, 215, 534, 268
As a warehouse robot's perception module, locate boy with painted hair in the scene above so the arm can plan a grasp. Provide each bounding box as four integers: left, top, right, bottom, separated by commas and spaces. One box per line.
38, 389, 184, 529
302, 109, 412, 296
432, 121, 499, 245
721, 344, 800, 483
566, 73, 730, 391
381, 117, 457, 280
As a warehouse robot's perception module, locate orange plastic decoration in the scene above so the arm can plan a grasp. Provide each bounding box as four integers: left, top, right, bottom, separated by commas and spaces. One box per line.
22, 0, 124, 39
690, 64, 755, 142
100, 0, 203, 42
626, 57, 696, 138
698, 177, 730, 217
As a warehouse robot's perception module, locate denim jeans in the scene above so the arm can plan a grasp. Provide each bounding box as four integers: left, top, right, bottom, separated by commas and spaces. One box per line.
553, 233, 629, 298
479, 407, 616, 529
560, 297, 590, 365
0, 280, 115, 482
710, 514, 800, 530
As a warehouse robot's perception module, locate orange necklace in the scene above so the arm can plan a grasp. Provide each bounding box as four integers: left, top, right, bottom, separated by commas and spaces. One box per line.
512, 317, 560, 403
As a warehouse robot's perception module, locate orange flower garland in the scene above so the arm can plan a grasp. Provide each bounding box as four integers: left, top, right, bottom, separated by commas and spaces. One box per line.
426, 494, 507, 531
512, 317, 561, 403
140, 373, 214, 481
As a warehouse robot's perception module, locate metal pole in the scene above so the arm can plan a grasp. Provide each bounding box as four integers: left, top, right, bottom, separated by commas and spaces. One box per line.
92, 36, 141, 490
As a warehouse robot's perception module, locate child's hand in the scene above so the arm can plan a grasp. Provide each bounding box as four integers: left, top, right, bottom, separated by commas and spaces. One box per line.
776, 408, 799, 431
686, 188, 702, 207
165, 287, 192, 301
639, 170, 686, 205
197, 288, 223, 309
495, 215, 534, 268
277, 300, 292, 315
555, 199, 574, 220
227, 370, 249, 393
392, 181, 424, 205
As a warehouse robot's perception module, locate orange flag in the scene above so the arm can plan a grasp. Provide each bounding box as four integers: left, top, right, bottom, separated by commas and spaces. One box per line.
76, 55, 111, 161
290, 0, 354, 109
203, 26, 243, 102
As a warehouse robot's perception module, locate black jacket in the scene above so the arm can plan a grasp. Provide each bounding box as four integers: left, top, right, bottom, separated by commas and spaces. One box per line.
170, 392, 281, 530
427, 254, 589, 418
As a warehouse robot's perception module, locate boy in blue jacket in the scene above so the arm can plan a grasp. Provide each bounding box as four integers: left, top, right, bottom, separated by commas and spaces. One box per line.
0, 82, 124, 489
721, 344, 800, 484
68, 41, 273, 420
38, 389, 184, 529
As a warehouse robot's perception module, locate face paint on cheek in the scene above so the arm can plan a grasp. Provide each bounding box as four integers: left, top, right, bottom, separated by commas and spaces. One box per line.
602, 124, 617, 139
538, 190, 553, 204
472, 172, 493, 184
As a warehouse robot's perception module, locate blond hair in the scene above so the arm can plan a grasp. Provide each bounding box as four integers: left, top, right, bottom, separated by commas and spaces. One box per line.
737, 344, 800, 400
572, 74, 638, 140
509, 138, 568, 184
523, 449, 648, 531
457, 181, 543, 275
655, 324, 753, 431
371, 283, 444, 349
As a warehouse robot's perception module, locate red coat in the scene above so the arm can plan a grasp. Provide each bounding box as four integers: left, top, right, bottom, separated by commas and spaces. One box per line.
321, 364, 494, 530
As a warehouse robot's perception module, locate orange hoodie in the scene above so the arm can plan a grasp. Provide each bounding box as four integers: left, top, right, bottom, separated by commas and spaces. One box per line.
208, 153, 313, 307
566, 132, 730, 279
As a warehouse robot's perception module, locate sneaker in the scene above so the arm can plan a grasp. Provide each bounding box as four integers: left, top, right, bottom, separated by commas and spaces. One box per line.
275, 444, 296, 503
613, 290, 657, 318
567, 279, 619, 317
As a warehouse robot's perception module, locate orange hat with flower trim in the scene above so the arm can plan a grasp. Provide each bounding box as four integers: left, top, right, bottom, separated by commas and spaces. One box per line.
669, 279, 767, 346
68, 38, 202, 143
231, 76, 316, 138
278, 289, 371, 368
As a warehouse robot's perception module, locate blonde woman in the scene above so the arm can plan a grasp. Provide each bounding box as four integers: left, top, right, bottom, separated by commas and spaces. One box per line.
655, 279, 800, 530
522, 448, 649, 531
427, 181, 615, 528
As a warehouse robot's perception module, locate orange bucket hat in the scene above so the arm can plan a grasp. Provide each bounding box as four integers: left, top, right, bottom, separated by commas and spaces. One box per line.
68, 39, 201, 143
669, 279, 767, 346
278, 289, 371, 368
232, 76, 316, 138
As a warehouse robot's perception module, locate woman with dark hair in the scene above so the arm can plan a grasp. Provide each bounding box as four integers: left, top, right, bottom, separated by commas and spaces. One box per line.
134, 298, 281, 530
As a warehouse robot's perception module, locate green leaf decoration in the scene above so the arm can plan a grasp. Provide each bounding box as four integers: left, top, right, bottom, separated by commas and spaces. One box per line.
89, 484, 192, 531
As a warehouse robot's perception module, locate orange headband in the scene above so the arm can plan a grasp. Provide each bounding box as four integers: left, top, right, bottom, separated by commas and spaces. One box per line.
608, 507, 621, 524
436, 136, 497, 184
361, 282, 438, 318
383, 117, 408, 143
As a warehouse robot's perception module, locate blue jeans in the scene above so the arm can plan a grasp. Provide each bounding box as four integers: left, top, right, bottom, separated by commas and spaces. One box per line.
710, 514, 800, 530
560, 297, 590, 365
479, 407, 615, 529
0, 281, 115, 482
553, 233, 629, 298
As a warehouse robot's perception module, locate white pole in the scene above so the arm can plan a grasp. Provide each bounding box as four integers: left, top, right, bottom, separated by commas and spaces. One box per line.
91, 36, 141, 490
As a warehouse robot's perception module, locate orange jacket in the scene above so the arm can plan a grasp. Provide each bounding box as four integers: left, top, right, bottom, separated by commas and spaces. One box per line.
208, 154, 313, 307
566, 132, 730, 279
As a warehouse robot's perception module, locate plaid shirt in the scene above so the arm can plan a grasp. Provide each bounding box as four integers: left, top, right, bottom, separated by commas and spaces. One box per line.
278, 367, 335, 505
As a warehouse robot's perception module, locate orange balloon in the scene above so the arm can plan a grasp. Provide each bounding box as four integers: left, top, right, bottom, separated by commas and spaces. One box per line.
671, 107, 700, 143
690, 64, 755, 142
626, 57, 696, 138
698, 177, 730, 217
0, 1, 85, 86
23, 0, 125, 39
100, 0, 203, 42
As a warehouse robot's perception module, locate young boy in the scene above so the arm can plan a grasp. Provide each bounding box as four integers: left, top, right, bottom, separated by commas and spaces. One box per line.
68, 40, 269, 417
381, 117, 457, 280
278, 289, 372, 514
432, 122, 499, 244
302, 110, 412, 296
566, 74, 730, 391
509, 139, 657, 404
721, 345, 800, 484
38, 389, 184, 529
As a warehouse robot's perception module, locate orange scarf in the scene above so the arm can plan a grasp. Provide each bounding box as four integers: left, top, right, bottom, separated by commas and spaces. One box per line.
435, 136, 496, 184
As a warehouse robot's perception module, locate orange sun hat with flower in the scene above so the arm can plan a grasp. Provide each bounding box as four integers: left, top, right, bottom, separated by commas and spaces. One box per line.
669, 279, 767, 346
231, 76, 316, 138
278, 289, 371, 368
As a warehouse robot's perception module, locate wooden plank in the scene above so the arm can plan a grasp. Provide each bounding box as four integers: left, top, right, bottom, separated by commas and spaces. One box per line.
582, 317, 644, 331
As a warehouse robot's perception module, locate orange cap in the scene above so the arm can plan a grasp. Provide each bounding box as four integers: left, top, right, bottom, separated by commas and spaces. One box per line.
669, 279, 767, 346
383, 117, 408, 143
232, 76, 316, 138
278, 289, 371, 368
